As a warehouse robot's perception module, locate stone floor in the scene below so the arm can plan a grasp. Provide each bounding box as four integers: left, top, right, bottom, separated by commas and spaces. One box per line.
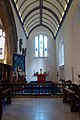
2, 97, 80, 120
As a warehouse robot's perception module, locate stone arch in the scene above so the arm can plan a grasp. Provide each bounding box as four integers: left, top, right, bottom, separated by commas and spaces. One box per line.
0, 0, 18, 65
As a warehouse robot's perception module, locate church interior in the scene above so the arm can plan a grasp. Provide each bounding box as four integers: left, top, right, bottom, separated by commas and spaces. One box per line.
0, 0, 80, 120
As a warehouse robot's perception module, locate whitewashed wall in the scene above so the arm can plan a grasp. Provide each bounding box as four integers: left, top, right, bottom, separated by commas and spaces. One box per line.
10, 0, 80, 84
10, 2, 57, 82
10, 1, 28, 76
56, 0, 80, 84
27, 26, 57, 82
71, 2, 80, 84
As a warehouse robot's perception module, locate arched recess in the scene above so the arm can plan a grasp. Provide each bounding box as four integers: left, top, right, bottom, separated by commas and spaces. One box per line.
57, 36, 65, 80
0, 0, 17, 65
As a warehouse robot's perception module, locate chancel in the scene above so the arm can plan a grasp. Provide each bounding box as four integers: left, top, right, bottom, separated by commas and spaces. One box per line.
0, 0, 80, 120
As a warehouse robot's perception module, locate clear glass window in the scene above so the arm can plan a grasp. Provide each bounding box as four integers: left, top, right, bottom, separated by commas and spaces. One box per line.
39, 35, 43, 57
44, 36, 47, 57
35, 36, 38, 57
35, 35, 48, 57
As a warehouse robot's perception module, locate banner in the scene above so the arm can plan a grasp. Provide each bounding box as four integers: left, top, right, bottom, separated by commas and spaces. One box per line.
13, 54, 25, 80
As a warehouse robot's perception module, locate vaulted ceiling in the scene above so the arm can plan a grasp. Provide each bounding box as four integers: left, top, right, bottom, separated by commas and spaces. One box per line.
11, 0, 72, 39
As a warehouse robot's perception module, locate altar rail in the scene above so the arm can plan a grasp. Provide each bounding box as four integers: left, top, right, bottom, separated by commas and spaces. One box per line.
8, 83, 73, 96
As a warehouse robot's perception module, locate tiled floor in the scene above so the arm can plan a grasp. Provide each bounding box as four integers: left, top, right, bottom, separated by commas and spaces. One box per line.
2, 98, 80, 120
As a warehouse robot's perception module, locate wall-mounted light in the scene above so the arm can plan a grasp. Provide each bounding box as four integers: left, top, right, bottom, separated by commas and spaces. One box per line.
64, 4, 67, 11
0, 28, 5, 37
60, 17, 62, 22
4, 59, 6, 64
67, 0, 70, 3
3, 32, 5, 37
62, 11, 64, 17
14, 0, 16, 4
0, 29, 2, 36
22, 48, 27, 56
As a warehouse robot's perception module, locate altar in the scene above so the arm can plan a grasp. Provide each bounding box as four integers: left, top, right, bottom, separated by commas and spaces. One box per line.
33, 69, 49, 82
37, 74, 47, 82
34, 74, 47, 82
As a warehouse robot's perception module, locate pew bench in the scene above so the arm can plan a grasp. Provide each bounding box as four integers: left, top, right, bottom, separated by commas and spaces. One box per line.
0, 87, 11, 120
2, 88, 11, 104
63, 86, 80, 112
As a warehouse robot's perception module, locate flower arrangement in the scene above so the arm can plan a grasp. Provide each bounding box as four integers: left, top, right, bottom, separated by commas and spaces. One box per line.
35, 72, 39, 74
43, 71, 46, 74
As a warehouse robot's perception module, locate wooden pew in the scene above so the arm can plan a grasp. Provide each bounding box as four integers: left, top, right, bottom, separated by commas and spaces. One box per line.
63, 84, 80, 112
63, 87, 76, 112
0, 87, 11, 120
0, 88, 2, 120
2, 88, 11, 104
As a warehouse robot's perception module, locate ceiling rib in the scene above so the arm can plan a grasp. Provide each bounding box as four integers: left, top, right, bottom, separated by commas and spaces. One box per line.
27, 21, 40, 32
23, 6, 60, 25
40, 0, 43, 25
26, 17, 40, 29
27, 19, 55, 37
56, 0, 64, 11
44, 0, 62, 17
12, 0, 73, 39
42, 21, 55, 32
42, 6, 60, 23
23, 7, 40, 23
24, 12, 39, 26
25, 11, 58, 31
27, 20, 55, 36
21, 1, 39, 18
27, 19, 55, 34
43, 12, 58, 26
28, 24, 54, 38
42, 17, 57, 30
19, 0, 29, 11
